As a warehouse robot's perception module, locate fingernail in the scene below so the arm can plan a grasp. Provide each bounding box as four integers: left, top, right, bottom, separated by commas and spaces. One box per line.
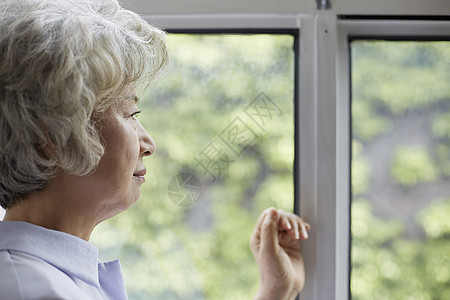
286, 221, 292, 230
269, 209, 277, 220
302, 228, 308, 239
295, 228, 300, 240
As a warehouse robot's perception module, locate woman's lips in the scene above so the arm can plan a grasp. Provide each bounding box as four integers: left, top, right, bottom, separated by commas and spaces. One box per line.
133, 168, 146, 182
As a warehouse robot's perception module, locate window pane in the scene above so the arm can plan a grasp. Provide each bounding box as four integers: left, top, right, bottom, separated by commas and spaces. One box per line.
351, 40, 450, 299
91, 34, 295, 299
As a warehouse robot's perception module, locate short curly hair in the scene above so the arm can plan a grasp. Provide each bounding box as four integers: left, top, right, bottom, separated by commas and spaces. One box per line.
0, 0, 168, 209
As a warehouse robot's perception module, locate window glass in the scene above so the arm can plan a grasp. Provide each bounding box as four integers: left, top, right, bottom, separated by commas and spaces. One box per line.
91, 34, 295, 299
351, 40, 450, 299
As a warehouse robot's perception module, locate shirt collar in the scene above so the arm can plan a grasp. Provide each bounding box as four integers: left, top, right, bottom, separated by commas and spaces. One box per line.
0, 221, 100, 287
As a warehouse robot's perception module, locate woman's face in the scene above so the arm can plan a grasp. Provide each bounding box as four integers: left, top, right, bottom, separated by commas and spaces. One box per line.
76, 87, 155, 220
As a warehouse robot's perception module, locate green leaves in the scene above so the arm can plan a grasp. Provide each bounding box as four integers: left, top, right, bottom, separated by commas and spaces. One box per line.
352, 199, 450, 300
351, 40, 450, 300
419, 197, 450, 239
391, 146, 439, 187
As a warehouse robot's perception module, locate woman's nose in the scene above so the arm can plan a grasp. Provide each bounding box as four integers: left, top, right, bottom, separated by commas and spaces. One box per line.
138, 122, 156, 157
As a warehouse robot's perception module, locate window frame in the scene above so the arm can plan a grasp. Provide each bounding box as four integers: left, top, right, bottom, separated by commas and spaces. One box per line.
125, 0, 450, 15
345, 32, 450, 300
300, 16, 450, 300
141, 14, 450, 300
328, 18, 450, 299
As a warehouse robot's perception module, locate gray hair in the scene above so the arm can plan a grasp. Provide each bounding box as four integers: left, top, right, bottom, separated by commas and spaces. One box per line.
0, 0, 168, 209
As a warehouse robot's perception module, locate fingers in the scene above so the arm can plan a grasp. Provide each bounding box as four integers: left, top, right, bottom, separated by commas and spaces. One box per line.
250, 207, 279, 254
250, 207, 310, 255
259, 208, 280, 253
255, 207, 274, 231
277, 209, 310, 240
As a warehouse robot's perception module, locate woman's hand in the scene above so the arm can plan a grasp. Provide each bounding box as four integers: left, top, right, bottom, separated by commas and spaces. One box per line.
250, 207, 310, 300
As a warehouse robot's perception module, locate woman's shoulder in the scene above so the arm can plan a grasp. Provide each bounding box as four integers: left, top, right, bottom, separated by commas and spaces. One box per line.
0, 250, 101, 300
0, 250, 23, 299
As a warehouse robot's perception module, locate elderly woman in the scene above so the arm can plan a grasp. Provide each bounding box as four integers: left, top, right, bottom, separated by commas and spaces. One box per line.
0, 0, 310, 299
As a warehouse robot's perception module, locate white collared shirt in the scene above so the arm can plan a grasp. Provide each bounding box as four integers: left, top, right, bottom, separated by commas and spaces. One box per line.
0, 221, 128, 300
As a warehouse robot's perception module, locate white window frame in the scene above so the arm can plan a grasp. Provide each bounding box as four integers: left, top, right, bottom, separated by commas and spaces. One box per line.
124, 0, 450, 15
301, 17, 450, 300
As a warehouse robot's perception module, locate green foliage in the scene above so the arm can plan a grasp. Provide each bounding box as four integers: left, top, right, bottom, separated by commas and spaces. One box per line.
419, 198, 450, 239
432, 112, 450, 140
351, 40, 450, 299
352, 199, 450, 300
390, 146, 439, 187
352, 141, 371, 195
352, 101, 391, 141
435, 144, 450, 176
432, 112, 450, 176
352, 41, 450, 115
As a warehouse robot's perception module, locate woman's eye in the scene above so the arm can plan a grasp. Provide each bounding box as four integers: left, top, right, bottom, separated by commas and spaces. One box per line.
130, 110, 141, 118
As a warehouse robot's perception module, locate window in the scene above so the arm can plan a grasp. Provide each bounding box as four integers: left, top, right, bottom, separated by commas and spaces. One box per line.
90, 33, 297, 299
351, 40, 450, 299
297, 18, 450, 300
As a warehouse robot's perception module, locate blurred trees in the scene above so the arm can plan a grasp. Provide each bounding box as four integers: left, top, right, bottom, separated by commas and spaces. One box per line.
351, 41, 450, 299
